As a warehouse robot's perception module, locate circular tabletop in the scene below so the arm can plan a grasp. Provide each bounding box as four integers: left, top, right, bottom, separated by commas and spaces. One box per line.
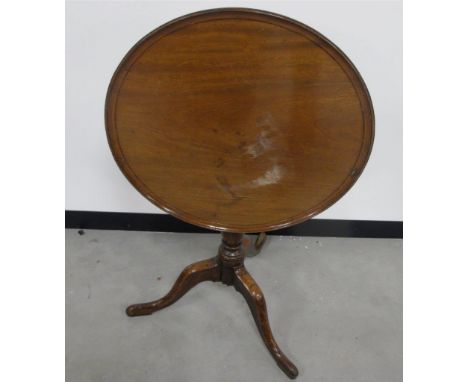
105, 8, 374, 233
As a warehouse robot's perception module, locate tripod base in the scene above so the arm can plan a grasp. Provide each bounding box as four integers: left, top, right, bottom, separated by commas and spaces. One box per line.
126, 232, 298, 379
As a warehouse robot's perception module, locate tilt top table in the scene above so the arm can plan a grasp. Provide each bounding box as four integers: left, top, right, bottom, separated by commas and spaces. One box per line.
105, 8, 374, 379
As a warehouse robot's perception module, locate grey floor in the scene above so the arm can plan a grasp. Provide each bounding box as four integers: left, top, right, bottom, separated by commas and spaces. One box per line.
66, 229, 402, 382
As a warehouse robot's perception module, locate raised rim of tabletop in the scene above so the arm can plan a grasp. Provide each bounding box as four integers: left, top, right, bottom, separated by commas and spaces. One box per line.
105, 8, 375, 233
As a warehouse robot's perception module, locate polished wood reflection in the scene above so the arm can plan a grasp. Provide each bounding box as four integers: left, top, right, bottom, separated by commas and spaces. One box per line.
106, 8, 374, 233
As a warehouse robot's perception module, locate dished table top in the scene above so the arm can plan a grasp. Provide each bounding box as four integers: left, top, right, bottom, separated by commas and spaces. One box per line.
105, 8, 374, 233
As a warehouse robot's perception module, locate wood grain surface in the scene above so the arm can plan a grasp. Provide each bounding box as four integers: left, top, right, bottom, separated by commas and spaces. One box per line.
105, 8, 374, 233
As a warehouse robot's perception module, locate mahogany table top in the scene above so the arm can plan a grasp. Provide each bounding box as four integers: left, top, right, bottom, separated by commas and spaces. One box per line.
105, 8, 374, 233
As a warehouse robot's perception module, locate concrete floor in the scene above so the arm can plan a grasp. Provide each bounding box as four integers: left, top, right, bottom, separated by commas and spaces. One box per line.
66, 229, 402, 382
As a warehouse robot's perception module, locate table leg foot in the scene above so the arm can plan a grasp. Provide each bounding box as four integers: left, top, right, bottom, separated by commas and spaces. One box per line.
233, 266, 299, 379
126, 257, 221, 317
